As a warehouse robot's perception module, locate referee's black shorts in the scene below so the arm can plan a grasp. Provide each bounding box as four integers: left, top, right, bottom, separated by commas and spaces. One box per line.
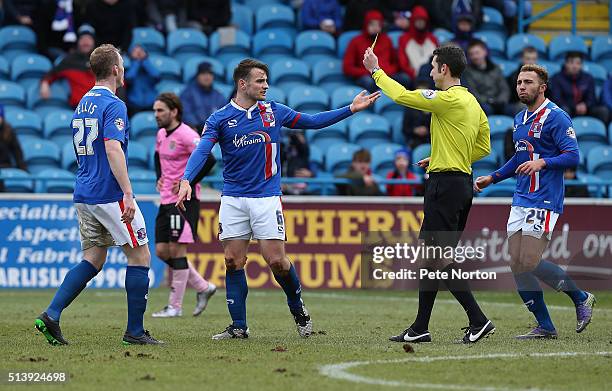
418, 171, 473, 247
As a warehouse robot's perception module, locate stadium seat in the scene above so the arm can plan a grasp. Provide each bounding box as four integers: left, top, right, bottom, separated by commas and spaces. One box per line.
573, 116, 607, 152
255, 4, 294, 30
391, 115, 405, 145
433, 28, 453, 44
27, 81, 70, 115
231, 4, 254, 35
131, 27, 165, 55
609, 122, 612, 145
373, 94, 400, 115
148, 55, 182, 82
590, 35, 612, 62
472, 150, 498, 171
0, 26, 37, 61
23, 139, 61, 174
243, 0, 283, 11
0, 56, 8, 80
481, 6, 504, 32
295, 30, 335, 59
287, 86, 328, 112
348, 113, 390, 147
36, 168, 74, 193
61, 143, 77, 173
495, 59, 519, 78
412, 143, 430, 173
489, 115, 513, 154
549, 34, 587, 61
0, 168, 34, 192
214, 83, 233, 100
337, 30, 360, 57
270, 58, 310, 85
474, 31, 505, 59
209, 28, 251, 63
166, 28, 208, 63
183, 56, 224, 82
371, 143, 403, 176
0, 80, 26, 107
5, 108, 41, 137
331, 85, 362, 108
265, 86, 285, 104
43, 110, 74, 144
480, 180, 516, 197
156, 80, 185, 96
312, 58, 345, 85
10, 54, 51, 89
388, 31, 402, 48
506, 33, 547, 60
130, 169, 157, 195
306, 123, 347, 153
577, 173, 603, 197
538, 60, 561, 76
131, 111, 158, 143
582, 62, 607, 87
587, 145, 612, 179
252, 29, 293, 57
127, 142, 149, 169
308, 144, 324, 173
325, 142, 360, 173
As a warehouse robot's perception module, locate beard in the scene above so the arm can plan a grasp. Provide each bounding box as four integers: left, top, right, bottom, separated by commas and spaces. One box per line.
519, 93, 537, 107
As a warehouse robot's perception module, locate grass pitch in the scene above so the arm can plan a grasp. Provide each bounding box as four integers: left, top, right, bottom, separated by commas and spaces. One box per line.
1, 288, 611, 391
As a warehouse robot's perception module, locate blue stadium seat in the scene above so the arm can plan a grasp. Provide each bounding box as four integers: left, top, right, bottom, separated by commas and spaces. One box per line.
242, 0, 282, 11
591, 35, 612, 62
252, 29, 293, 57
183, 56, 224, 82
27, 81, 70, 115
288, 86, 328, 112
0, 26, 37, 61
573, 116, 607, 152
0, 80, 26, 107
11, 54, 51, 89
308, 144, 324, 173
433, 28, 453, 44
474, 31, 505, 59
331, 85, 362, 108
337, 30, 360, 57
231, 4, 254, 35
495, 59, 519, 78
166, 28, 208, 63
506, 33, 547, 60
538, 60, 561, 76
266, 86, 286, 104
391, 115, 404, 144
386, 31, 401, 48
488, 115, 513, 154
325, 142, 360, 173
371, 143, 403, 176
156, 80, 185, 95
131, 111, 158, 143
577, 173, 603, 197
609, 122, 612, 145
307, 123, 348, 153
5, 108, 41, 137
131, 27, 165, 55
43, 110, 74, 143
23, 139, 61, 174
295, 30, 335, 59
214, 82, 233, 100
481, 6, 504, 32
480, 180, 516, 197
255, 4, 294, 30
472, 150, 498, 171
587, 145, 612, 179
549, 34, 587, 61
209, 29, 251, 63
348, 113, 390, 147
149, 55, 182, 82
127, 142, 149, 170
312, 58, 345, 84
0, 56, 8, 80
61, 143, 77, 173
130, 169, 157, 195
270, 58, 310, 85
374, 94, 400, 115
412, 143, 430, 173
36, 168, 75, 193
0, 168, 34, 192
582, 62, 607, 87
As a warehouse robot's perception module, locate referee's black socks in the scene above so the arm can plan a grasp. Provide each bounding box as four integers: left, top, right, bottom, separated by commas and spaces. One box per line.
442, 263, 488, 327
411, 271, 440, 333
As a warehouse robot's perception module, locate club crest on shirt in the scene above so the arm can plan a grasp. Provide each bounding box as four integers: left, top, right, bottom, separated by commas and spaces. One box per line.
114, 118, 125, 131
137, 228, 147, 240
566, 127, 576, 139
169, 140, 176, 150
421, 89, 436, 99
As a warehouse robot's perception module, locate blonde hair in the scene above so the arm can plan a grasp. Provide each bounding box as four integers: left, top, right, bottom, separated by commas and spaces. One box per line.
90, 44, 120, 80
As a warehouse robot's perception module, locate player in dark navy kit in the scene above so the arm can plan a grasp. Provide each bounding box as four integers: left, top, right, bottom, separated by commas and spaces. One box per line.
475, 64, 595, 339
175, 59, 380, 339
34, 44, 162, 346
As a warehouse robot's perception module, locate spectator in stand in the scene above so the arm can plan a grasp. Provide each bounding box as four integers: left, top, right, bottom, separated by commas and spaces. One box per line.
564, 168, 589, 198
125, 44, 160, 115
281, 131, 313, 195
506, 46, 538, 115
549, 52, 610, 123
0, 104, 28, 191
402, 77, 432, 148
602, 75, 612, 121
179, 62, 227, 130
381, 0, 415, 31
0, 0, 35, 26
301, 0, 342, 35
451, 13, 475, 53
415, 55, 434, 89
146, 0, 185, 33
84, 0, 133, 51
385, 148, 420, 196
343, 10, 401, 92
39, 24, 96, 109
336, 149, 382, 196
340, 0, 382, 32
185, 0, 230, 35
462, 39, 510, 115
397, 5, 438, 81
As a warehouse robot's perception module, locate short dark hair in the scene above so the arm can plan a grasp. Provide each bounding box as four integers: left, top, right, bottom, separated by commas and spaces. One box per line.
233, 58, 269, 86
522, 46, 537, 55
519, 64, 549, 85
466, 38, 488, 52
352, 149, 371, 163
432, 43, 467, 78
155, 92, 183, 122
565, 51, 584, 62
89, 44, 120, 80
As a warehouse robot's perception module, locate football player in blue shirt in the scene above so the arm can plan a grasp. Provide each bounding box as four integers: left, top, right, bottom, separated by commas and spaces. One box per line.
35, 44, 162, 346
475, 64, 596, 339
176, 59, 380, 339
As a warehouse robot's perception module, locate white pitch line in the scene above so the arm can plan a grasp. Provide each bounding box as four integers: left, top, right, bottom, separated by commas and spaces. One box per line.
319, 351, 612, 391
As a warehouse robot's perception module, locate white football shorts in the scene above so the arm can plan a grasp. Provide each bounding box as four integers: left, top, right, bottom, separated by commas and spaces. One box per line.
506, 205, 559, 240
218, 195, 285, 241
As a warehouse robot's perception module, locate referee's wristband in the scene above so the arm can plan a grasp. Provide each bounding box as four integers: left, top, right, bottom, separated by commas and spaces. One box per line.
370, 67, 381, 76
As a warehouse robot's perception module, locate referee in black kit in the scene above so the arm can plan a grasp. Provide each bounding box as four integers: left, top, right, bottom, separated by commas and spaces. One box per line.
363, 44, 495, 344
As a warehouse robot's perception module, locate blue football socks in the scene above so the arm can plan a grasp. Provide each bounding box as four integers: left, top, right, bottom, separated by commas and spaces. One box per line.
125, 265, 149, 337
514, 271, 555, 331
226, 269, 248, 329
46, 260, 99, 321
272, 263, 303, 312
533, 260, 588, 305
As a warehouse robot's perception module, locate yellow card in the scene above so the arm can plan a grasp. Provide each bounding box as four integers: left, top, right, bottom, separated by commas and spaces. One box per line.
371, 33, 379, 49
